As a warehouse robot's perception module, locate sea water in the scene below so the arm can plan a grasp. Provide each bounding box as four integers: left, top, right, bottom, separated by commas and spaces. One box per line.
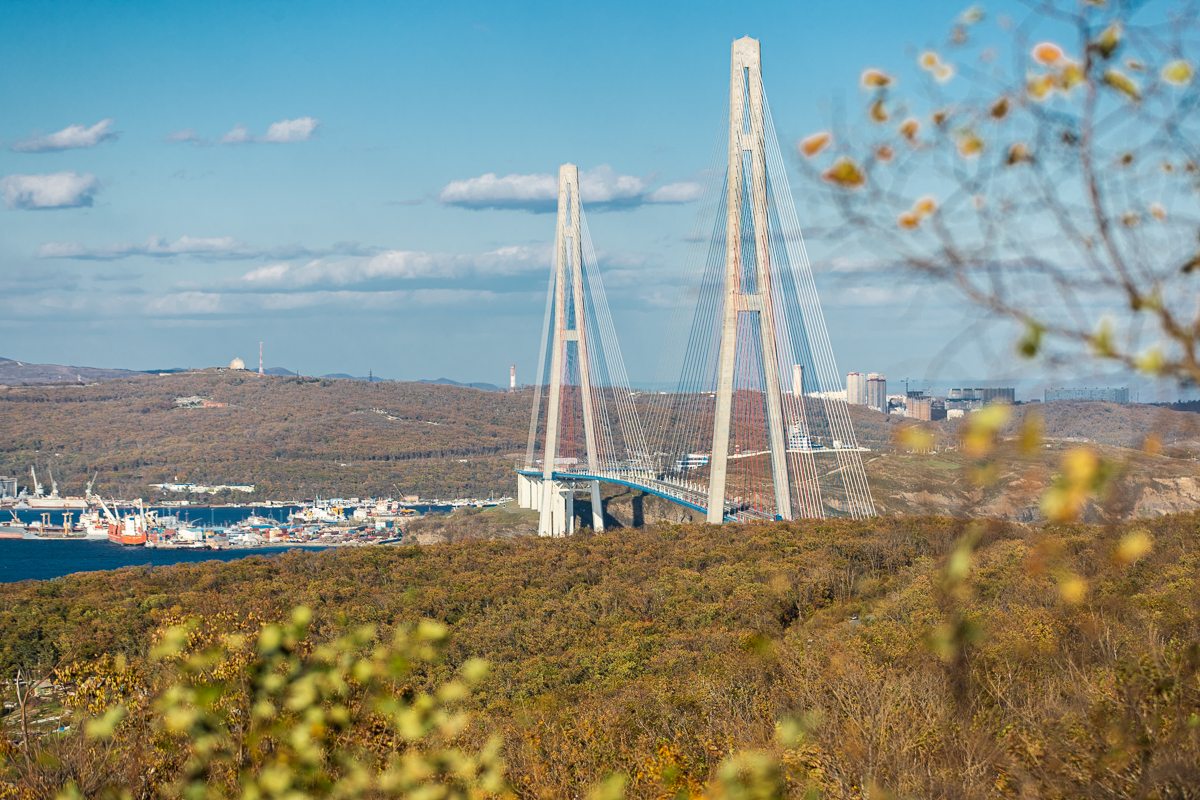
0, 540, 334, 583
0, 504, 447, 583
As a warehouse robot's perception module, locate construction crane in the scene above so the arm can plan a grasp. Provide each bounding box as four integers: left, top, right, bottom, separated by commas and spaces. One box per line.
85, 472, 98, 501
28, 466, 43, 498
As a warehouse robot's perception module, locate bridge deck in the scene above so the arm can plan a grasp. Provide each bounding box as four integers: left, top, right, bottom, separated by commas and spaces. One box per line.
516, 468, 776, 523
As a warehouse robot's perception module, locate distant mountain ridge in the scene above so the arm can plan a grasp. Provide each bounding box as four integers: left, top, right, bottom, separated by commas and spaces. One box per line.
0, 357, 148, 385
0, 357, 502, 390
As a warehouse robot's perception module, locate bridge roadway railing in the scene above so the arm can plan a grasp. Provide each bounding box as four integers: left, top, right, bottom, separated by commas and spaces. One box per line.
515, 467, 777, 523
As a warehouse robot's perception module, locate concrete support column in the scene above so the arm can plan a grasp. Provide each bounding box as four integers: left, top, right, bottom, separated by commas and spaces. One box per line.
538, 480, 574, 537
589, 480, 604, 532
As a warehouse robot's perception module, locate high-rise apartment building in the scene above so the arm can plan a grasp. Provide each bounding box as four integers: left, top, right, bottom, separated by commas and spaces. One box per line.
846, 372, 867, 405
908, 396, 933, 421
866, 373, 887, 413
1044, 387, 1130, 403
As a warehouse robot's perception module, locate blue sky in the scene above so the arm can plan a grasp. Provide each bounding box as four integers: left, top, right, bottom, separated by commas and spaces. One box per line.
3, 0, 1136, 397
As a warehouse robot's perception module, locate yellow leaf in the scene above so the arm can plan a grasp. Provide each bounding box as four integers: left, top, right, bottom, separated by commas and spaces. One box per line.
913, 196, 938, 217
1006, 142, 1032, 165
875, 144, 894, 162
962, 402, 1012, 457
1135, 347, 1165, 375
1121, 211, 1141, 227
899, 425, 935, 452
1162, 59, 1194, 86
1116, 530, 1153, 565
1150, 202, 1167, 221
1058, 61, 1085, 91
897, 211, 920, 229
1027, 74, 1056, 101
861, 68, 893, 89
1063, 447, 1099, 486
959, 5, 985, 25
990, 96, 1010, 119
1103, 68, 1141, 100
899, 117, 921, 142
957, 131, 985, 159
1032, 41, 1065, 66
870, 98, 890, 123
1057, 573, 1087, 604
1093, 23, 1121, 59
1018, 413, 1042, 452
934, 64, 956, 83
820, 156, 866, 188
798, 131, 832, 158
919, 51, 941, 71
1089, 318, 1116, 358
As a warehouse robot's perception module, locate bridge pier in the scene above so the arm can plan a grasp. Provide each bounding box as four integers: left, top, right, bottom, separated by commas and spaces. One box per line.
517, 473, 541, 510
589, 479, 604, 532
537, 479, 575, 538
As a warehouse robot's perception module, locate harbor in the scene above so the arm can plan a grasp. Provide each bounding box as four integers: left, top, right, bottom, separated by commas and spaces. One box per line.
2, 488, 513, 548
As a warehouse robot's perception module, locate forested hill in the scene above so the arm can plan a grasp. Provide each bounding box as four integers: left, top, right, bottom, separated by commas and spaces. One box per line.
3, 372, 1199, 506
0, 372, 531, 500
2, 514, 1198, 796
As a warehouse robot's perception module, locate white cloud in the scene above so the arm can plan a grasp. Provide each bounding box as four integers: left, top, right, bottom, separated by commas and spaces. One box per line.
219, 117, 321, 145
646, 181, 703, 203
0, 172, 100, 209
164, 128, 199, 143
219, 124, 255, 144
439, 165, 701, 212
238, 245, 551, 289
439, 172, 557, 211
260, 117, 321, 143
143, 288, 499, 316
12, 120, 118, 153
37, 236, 376, 261
38, 235, 260, 260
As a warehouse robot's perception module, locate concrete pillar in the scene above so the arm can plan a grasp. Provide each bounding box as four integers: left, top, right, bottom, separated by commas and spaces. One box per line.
538, 480, 574, 537
706, 36, 793, 523
589, 480, 604, 532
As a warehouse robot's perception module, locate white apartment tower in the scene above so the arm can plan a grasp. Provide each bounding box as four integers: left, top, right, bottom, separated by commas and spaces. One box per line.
846, 372, 867, 405
866, 373, 887, 413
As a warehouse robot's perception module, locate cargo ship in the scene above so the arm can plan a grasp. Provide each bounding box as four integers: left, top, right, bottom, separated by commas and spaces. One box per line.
105, 498, 150, 546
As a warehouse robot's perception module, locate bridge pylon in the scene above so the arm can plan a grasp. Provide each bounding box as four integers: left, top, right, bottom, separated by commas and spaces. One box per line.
526, 165, 604, 537
707, 37, 792, 523
647, 36, 876, 523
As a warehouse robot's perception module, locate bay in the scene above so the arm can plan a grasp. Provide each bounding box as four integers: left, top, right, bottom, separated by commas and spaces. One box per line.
0, 539, 335, 583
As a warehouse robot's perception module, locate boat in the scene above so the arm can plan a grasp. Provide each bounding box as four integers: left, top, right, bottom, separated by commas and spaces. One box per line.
106, 499, 150, 546
21, 466, 92, 510
288, 499, 346, 524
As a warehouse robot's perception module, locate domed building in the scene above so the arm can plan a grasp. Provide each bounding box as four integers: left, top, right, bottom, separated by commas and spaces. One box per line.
229, 358, 246, 370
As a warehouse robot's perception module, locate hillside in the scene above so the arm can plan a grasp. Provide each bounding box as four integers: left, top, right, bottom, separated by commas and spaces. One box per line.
0, 358, 149, 386
3, 374, 1199, 513
2, 514, 1197, 797
0, 372, 530, 500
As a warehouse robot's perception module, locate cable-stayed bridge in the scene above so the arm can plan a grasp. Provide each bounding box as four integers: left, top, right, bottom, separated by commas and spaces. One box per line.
515, 37, 876, 536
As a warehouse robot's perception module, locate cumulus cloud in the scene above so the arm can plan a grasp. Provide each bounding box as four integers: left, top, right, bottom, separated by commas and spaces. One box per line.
143, 288, 499, 316
237, 245, 551, 290
39, 235, 259, 261
439, 165, 702, 212
163, 128, 199, 143
0, 172, 100, 210
37, 236, 376, 261
218, 117, 321, 145
260, 117, 321, 143
12, 120, 118, 153
646, 181, 704, 203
